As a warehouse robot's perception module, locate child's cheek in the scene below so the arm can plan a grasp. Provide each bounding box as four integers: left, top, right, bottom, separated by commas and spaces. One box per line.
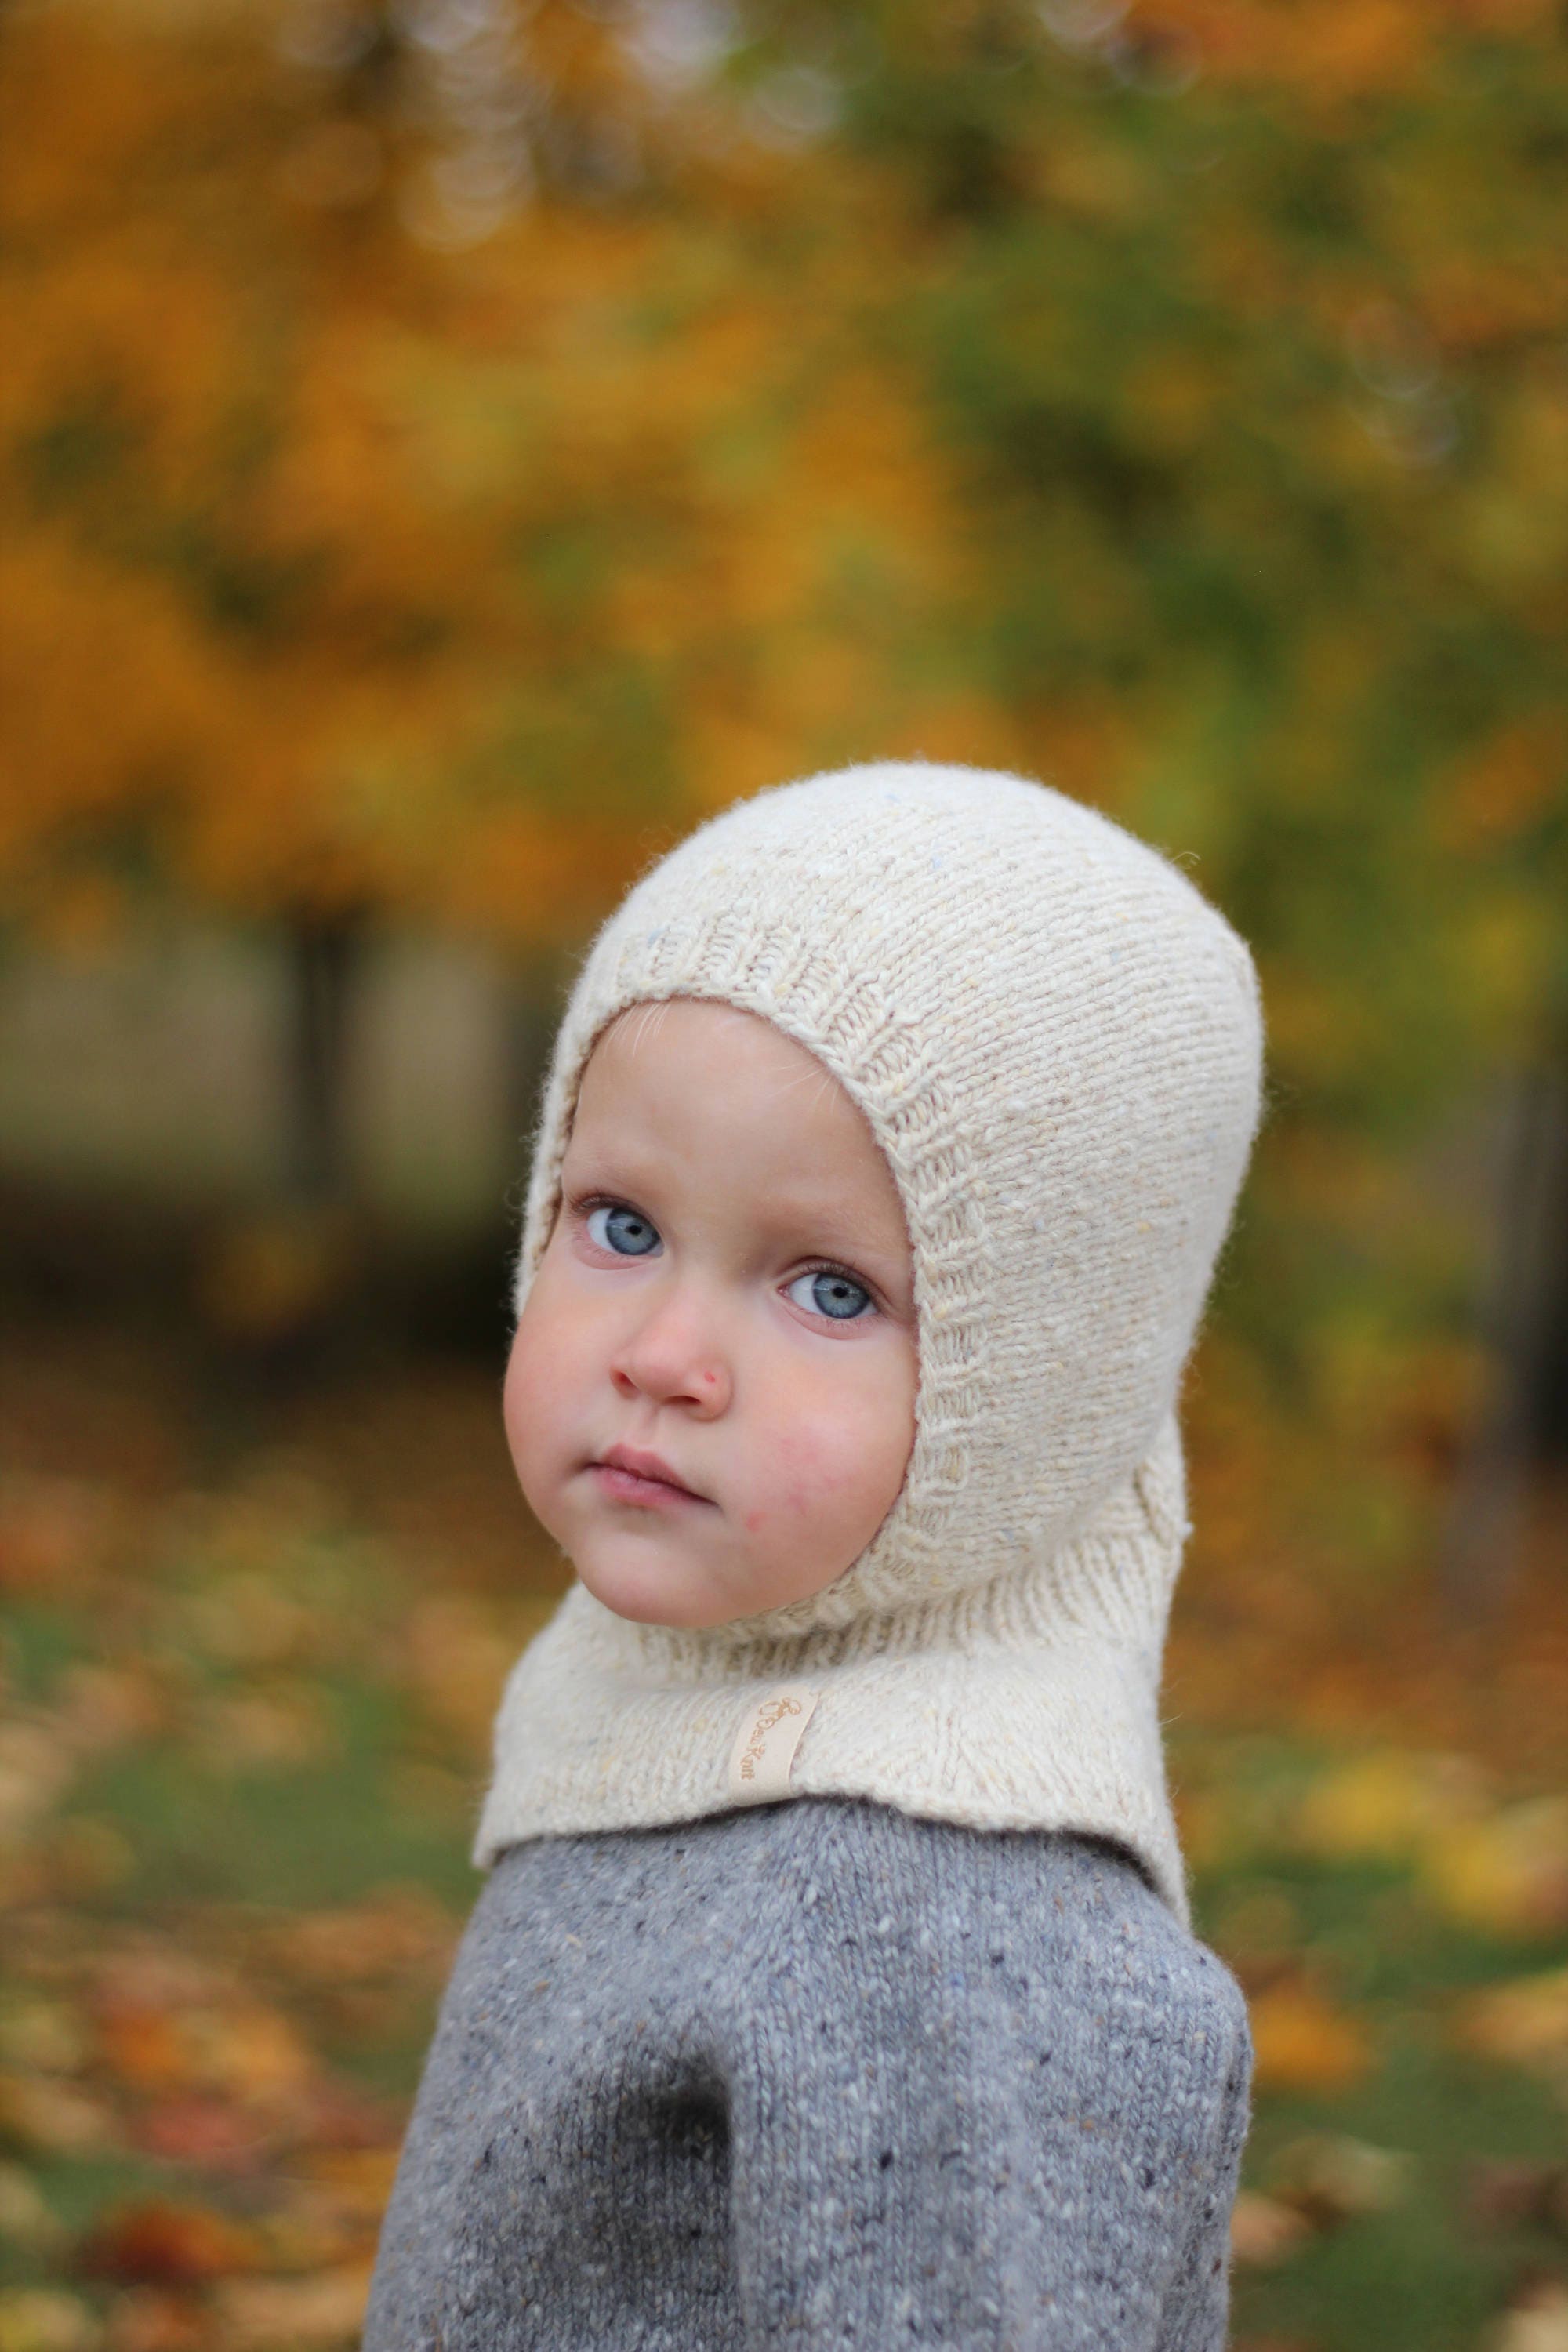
501, 1326, 554, 1515
503, 1269, 596, 1497
751, 1377, 899, 1542
760, 1436, 826, 1527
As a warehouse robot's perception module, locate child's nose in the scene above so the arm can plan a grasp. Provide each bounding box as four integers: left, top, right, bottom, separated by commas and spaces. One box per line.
609, 1297, 731, 1417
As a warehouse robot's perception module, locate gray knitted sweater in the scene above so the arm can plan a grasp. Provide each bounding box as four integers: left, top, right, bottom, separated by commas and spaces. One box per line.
363, 1798, 1250, 2350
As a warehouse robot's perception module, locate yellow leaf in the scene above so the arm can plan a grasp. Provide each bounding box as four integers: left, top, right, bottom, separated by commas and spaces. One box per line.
179, 2004, 315, 2111
0, 2289, 101, 2352
1454, 1966, 1568, 2100
1269, 2132, 1413, 2220
211, 2259, 374, 2350
1421, 1798, 1568, 1941
0, 2074, 117, 2158
1295, 1749, 1486, 1865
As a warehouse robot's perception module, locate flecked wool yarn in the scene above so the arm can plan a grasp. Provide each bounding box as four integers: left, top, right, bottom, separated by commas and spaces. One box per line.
473, 761, 1265, 1921
363, 1801, 1254, 2350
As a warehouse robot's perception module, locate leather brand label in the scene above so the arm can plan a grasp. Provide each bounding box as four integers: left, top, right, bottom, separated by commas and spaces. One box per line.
726, 1682, 821, 1805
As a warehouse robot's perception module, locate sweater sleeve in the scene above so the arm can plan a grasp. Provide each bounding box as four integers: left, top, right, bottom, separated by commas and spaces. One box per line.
1156, 1991, 1254, 2352
725, 1833, 1250, 2352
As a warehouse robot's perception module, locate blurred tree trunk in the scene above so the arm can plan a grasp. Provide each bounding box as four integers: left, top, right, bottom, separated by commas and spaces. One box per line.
281, 901, 369, 1207
499, 949, 569, 1210
189, 904, 371, 1364
1440, 1016, 1568, 1617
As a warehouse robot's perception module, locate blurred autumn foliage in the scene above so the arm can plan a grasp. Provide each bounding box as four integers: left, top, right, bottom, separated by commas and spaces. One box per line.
2, 1, 1568, 2346
4, 0, 1566, 1555
7, 0, 1566, 946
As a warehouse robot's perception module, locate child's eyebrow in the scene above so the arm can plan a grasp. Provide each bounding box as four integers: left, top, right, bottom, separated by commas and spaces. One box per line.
747, 1189, 909, 1266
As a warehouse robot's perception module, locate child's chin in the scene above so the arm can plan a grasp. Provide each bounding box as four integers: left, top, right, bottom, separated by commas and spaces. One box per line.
576, 1552, 702, 1628
575, 1550, 753, 1632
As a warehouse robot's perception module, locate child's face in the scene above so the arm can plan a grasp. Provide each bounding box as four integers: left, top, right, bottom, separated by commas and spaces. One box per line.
503, 998, 918, 1629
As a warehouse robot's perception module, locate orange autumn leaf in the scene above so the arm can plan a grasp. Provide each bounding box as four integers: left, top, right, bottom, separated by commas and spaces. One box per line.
288, 2146, 403, 2219
1248, 1981, 1374, 2096
77, 2196, 265, 2285
176, 2005, 317, 2113
93, 2005, 186, 2096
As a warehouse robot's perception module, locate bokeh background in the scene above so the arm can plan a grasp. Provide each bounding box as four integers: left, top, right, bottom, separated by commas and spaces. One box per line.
2, 2, 1566, 2346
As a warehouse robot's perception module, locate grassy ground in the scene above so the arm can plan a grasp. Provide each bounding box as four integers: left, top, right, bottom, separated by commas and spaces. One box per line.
1, 1312, 1564, 2352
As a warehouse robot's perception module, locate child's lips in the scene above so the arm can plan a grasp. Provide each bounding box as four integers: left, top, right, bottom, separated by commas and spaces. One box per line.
590, 1446, 711, 1511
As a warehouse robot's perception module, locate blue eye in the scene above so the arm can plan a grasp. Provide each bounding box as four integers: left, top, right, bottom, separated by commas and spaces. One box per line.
786, 1269, 873, 1322
586, 1203, 661, 1258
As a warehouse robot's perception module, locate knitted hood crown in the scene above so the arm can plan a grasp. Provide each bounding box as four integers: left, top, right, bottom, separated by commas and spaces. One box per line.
475, 761, 1265, 1915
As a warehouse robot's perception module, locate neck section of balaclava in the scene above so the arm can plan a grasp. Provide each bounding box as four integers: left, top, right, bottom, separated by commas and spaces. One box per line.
471, 762, 1265, 1920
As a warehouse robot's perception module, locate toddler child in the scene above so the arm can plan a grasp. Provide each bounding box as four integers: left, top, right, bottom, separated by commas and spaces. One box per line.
363, 758, 1265, 2350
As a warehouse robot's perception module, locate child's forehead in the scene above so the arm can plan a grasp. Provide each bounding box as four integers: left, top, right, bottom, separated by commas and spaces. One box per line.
594, 996, 783, 1056
583, 996, 853, 1105
564, 998, 913, 1249
572, 1000, 868, 1152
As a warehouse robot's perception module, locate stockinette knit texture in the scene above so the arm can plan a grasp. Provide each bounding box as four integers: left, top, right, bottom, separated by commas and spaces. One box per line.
362, 1801, 1253, 2350
473, 761, 1265, 1922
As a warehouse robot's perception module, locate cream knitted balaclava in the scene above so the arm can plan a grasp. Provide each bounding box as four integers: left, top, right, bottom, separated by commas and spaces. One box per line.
473, 761, 1264, 1920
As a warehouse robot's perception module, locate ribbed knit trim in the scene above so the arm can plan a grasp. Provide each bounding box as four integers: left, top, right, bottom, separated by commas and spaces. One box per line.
469, 1552, 1189, 1921
517, 921, 992, 1639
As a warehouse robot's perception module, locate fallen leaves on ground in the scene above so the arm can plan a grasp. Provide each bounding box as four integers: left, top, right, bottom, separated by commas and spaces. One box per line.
1294, 1748, 1491, 1867
208, 2258, 372, 2349
1487, 2280, 1568, 2352
1266, 2133, 1413, 2225
76, 2202, 264, 2288
0, 2288, 103, 2352
1231, 2190, 1315, 2268
1422, 1801, 1568, 1943
2, 1337, 1565, 2352
1454, 1968, 1568, 2104
1229, 2136, 1413, 2273
0, 2075, 117, 2160
1468, 2161, 1568, 2239
0, 1454, 470, 2348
